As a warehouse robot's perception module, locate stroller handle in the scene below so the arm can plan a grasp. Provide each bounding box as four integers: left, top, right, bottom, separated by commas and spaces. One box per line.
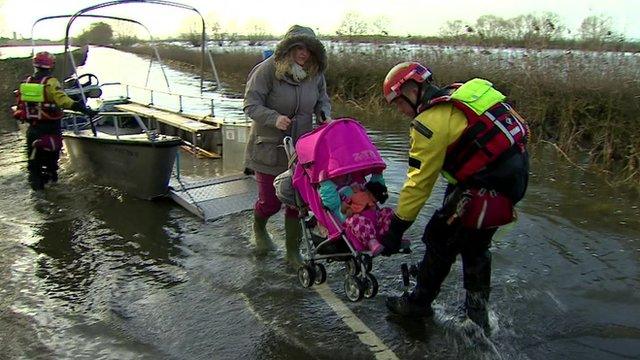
283, 136, 295, 161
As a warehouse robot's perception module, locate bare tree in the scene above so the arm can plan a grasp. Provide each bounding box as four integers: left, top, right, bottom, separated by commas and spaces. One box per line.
579, 15, 614, 42
246, 19, 271, 45
179, 15, 202, 47
475, 15, 509, 39
439, 20, 468, 38
210, 21, 222, 42
113, 22, 139, 46
336, 12, 370, 37
372, 16, 390, 36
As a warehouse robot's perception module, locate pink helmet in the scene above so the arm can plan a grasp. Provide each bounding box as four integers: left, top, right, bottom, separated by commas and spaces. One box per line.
33, 51, 56, 69
383, 61, 432, 103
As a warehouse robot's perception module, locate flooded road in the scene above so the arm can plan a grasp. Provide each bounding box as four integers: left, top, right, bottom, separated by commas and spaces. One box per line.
1, 48, 639, 359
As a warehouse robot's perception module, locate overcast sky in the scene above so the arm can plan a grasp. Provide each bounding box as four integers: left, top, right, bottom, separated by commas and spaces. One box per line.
1, 0, 638, 40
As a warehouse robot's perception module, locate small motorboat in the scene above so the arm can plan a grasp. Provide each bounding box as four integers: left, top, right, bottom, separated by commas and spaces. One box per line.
26, 0, 257, 220
31, 0, 225, 199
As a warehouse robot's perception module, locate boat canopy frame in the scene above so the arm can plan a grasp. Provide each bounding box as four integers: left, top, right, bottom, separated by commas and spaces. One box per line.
31, 14, 172, 92
62, 0, 214, 94
30, 0, 223, 137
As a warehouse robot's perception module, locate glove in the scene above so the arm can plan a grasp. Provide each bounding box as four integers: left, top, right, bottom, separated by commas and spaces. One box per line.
84, 107, 98, 117
380, 213, 413, 256
70, 101, 98, 117
70, 101, 87, 113
369, 173, 386, 186
365, 181, 388, 204
318, 111, 331, 124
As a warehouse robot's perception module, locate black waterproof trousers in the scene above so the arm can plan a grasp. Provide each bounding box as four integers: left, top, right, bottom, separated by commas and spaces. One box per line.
26, 122, 61, 190
409, 150, 528, 330
412, 207, 496, 328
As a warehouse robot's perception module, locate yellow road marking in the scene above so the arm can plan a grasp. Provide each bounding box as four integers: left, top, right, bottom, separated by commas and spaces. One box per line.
240, 284, 398, 359
239, 293, 313, 354
314, 284, 399, 360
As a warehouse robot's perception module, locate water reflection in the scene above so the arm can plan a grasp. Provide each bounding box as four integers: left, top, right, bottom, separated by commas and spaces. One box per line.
524, 144, 640, 236
30, 189, 186, 308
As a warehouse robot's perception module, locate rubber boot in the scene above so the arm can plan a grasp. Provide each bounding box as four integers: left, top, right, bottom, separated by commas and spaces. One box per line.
27, 159, 44, 191
253, 211, 276, 253
29, 177, 45, 191
465, 291, 490, 336
284, 216, 303, 269
46, 169, 58, 183
28, 172, 44, 191
385, 292, 434, 318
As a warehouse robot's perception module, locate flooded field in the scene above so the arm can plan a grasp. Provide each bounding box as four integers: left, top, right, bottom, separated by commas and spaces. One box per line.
0, 47, 639, 359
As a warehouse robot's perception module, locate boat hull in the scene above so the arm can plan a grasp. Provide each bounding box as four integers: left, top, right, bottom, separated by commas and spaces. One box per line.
63, 133, 181, 199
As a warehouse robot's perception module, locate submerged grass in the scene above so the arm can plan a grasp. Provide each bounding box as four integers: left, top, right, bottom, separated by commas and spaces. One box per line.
118, 44, 640, 186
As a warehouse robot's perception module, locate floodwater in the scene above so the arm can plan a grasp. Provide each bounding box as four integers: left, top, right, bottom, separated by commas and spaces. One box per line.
1, 47, 639, 359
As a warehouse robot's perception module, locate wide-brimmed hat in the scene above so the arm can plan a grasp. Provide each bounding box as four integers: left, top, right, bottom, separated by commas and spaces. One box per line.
274, 25, 327, 72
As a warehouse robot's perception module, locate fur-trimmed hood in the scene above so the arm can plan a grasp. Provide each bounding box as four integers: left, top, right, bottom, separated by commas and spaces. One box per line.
274, 25, 327, 72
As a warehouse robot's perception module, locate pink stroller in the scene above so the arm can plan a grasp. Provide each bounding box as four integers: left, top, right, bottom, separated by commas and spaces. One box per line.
283, 118, 388, 302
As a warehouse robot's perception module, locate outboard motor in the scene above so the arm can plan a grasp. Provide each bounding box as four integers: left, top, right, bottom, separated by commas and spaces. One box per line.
64, 73, 102, 101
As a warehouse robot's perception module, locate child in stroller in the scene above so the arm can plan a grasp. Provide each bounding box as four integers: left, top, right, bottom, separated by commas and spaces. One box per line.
277, 118, 409, 302
318, 172, 392, 256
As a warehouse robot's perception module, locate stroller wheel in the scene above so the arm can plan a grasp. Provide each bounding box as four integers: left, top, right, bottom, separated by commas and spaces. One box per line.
298, 264, 316, 288
346, 257, 360, 276
344, 275, 364, 302
363, 273, 379, 299
359, 253, 373, 273
314, 263, 327, 285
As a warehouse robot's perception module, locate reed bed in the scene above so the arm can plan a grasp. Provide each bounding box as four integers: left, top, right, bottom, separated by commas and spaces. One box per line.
0, 50, 87, 111
119, 44, 640, 185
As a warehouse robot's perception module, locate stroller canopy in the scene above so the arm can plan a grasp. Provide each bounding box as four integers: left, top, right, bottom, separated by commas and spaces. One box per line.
295, 118, 386, 184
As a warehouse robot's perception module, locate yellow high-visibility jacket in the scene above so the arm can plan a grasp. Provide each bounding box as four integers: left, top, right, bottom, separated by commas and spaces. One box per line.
395, 103, 467, 222
44, 77, 75, 109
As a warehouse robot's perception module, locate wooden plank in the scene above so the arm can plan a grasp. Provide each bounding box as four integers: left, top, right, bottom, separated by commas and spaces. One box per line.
180, 144, 221, 159
114, 103, 217, 132
202, 115, 224, 125
202, 115, 224, 128
203, 116, 252, 127
126, 100, 225, 126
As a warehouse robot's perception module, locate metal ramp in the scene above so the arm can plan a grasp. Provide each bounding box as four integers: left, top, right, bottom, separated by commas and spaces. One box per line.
169, 173, 256, 221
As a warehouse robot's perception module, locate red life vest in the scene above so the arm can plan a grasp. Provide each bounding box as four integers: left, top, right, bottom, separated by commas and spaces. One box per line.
422, 83, 529, 184
13, 76, 64, 122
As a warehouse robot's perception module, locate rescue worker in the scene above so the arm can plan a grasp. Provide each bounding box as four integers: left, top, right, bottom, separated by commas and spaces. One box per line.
380, 62, 529, 334
13, 51, 95, 190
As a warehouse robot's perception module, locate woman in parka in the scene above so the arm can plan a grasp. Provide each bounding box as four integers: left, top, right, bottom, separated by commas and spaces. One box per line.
243, 25, 331, 268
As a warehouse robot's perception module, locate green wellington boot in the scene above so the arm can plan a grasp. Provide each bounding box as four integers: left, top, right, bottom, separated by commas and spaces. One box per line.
253, 211, 276, 253
284, 216, 303, 269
